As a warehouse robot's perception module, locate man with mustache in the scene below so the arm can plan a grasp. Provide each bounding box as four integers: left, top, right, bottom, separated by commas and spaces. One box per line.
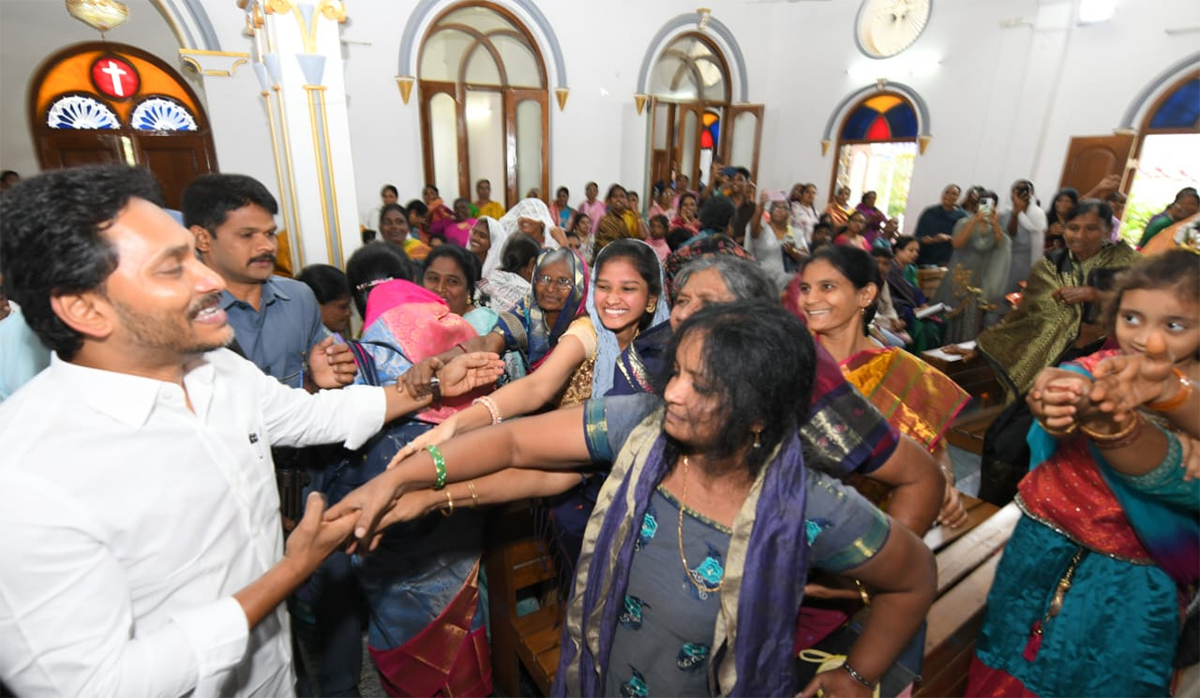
0, 165, 503, 696
184, 173, 355, 391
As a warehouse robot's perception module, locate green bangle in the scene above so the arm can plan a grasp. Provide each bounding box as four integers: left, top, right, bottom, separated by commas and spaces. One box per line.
426, 445, 447, 490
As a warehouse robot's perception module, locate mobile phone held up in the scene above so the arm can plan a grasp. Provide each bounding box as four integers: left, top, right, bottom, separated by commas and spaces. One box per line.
979, 199, 993, 216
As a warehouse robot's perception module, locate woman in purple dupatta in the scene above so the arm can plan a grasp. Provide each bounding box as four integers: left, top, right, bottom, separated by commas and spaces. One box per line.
330, 302, 937, 698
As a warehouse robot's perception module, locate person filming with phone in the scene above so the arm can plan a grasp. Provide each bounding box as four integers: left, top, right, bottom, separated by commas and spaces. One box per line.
998, 179, 1048, 307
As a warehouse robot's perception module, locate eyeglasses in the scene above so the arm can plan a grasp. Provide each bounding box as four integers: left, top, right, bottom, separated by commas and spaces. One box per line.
535, 274, 573, 289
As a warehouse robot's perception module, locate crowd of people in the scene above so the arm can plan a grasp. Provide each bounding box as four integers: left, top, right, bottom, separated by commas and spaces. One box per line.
0, 160, 1196, 698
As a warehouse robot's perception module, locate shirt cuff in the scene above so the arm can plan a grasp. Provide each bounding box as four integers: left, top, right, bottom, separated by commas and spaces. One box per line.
342, 384, 386, 451
170, 596, 250, 680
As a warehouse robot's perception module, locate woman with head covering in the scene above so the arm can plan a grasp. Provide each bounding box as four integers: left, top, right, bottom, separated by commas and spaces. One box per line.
498, 197, 563, 250
330, 301, 937, 698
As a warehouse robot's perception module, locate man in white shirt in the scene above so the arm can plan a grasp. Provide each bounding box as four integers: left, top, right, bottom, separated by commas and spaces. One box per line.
0, 165, 502, 696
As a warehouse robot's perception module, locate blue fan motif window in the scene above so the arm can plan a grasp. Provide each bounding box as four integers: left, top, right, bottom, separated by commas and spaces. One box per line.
46, 95, 119, 130
131, 97, 198, 132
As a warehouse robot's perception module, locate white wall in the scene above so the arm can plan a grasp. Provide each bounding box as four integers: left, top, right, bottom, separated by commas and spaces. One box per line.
4, 0, 1197, 249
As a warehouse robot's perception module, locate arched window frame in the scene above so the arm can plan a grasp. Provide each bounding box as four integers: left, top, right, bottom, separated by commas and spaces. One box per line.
417, 1, 550, 206
829, 90, 921, 220
27, 41, 217, 209
643, 29, 762, 198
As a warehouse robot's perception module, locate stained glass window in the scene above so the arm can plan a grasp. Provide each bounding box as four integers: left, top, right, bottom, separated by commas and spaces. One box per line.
839, 94, 918, 142
1148, 78, 1199, 130
700, 110, 720, 149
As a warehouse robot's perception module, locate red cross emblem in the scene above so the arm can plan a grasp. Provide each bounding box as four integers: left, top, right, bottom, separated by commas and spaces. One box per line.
91, 56, 139, 100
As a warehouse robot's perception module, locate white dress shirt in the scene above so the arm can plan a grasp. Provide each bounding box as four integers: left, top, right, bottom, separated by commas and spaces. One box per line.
0, 349, 384, 697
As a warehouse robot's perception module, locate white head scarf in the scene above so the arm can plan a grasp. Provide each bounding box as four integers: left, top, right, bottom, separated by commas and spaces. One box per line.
479, 216, 510, 279
498, 198, 560, 251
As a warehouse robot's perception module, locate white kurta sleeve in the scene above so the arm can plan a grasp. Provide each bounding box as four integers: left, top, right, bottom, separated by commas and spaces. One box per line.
0, 473, 250, 697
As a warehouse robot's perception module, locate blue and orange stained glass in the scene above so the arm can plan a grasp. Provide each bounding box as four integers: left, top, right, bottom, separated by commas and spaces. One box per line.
840, 94, 918, 141
701, 110, 720, 149
1149, 78, 1199, 130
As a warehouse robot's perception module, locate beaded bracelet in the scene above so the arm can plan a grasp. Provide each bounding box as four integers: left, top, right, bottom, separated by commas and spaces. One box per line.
426, 444, 447, 490
842, 661, 876, 690
1080, 414, 1142, 450
473, 395, 503, 425
1147, 367, 1193, 412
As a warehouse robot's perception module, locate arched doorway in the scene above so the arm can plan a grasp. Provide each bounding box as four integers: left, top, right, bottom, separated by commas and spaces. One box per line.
1120, 70, 1199, 240
831, 91, 919, 221
645, 30, 762, 194
27, 42, 217, 209
418, 2, 549, 206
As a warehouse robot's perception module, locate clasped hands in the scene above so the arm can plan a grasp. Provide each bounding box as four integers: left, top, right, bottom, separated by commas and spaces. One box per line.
1028, 343, 1175, 437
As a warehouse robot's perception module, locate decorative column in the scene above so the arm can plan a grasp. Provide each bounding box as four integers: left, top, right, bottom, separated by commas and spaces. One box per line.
243, 0, 360, 269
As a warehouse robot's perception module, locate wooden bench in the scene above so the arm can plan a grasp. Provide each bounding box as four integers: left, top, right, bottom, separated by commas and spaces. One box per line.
916, 497, 1021, 697
485, 505, 563, 697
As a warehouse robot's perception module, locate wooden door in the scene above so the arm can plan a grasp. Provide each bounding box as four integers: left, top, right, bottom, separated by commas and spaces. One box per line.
506, 88, 549, 205
35, 132, 126, 169
133, 133, 216, 209
723, 104, 765, 187
1058, 134, 1135, 193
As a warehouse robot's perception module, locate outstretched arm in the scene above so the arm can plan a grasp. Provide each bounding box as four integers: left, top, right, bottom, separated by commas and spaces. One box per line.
326, 404, 591, 546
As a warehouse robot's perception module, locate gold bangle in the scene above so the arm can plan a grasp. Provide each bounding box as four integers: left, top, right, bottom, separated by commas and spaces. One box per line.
1146, 367, 1193, 412
1038, 420, 1078, 438
467, 480, 479, 508
854, 579, 871, 607
441, 489, 454, 517
1079, 413, 1141, 447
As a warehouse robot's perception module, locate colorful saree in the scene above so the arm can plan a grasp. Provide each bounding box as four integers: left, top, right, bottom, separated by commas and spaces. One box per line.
839, 347, 970, 453
325, 280, 493, 697
977, 243, 1140, 400
968, 349, 1194, 697
555, 409, 812, 697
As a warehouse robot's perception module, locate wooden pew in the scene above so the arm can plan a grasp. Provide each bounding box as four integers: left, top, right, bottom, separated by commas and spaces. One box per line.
916, 498, 1021, 697
485, 506, 563, 697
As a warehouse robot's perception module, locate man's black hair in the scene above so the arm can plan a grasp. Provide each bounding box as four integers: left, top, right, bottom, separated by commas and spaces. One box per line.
0, 165, 164, 359
181, 173, 278, 233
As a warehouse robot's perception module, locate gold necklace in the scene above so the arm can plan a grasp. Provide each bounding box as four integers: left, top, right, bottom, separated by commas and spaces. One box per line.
678, 456, 724, 594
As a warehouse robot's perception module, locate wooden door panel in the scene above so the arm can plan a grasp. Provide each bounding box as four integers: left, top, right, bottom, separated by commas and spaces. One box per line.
36, 132, 125, 170
134, 134, 215, 210
1058, 134, 1135, 193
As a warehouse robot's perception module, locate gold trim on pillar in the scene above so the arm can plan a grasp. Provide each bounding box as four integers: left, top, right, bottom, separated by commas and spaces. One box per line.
273, 84, 306, 268
634, 94, 648, 115
918, 135, 931, 155
555, 87, 570, 111
179, 49, 251, 77
821, 139, 831, 157
396, 76, 416, 104
264, 0, 346, 54
261, 89, 300, 272
304, 85, 341, 267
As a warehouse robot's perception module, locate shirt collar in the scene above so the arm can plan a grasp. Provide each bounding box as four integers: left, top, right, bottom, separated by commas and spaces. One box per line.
220, 276, 290, 309
50, 352, 220, 428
